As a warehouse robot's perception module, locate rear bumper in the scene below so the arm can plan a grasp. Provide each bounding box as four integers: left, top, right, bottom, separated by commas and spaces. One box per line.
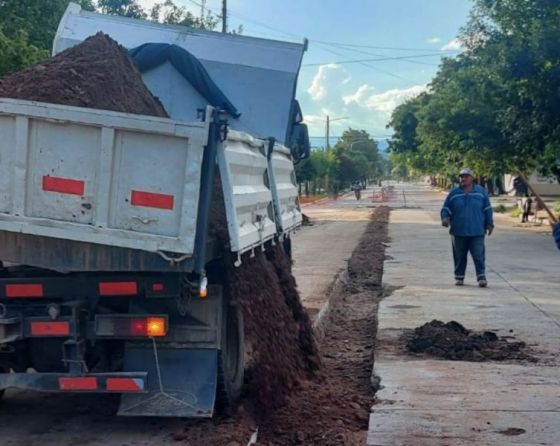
0, 371, 147, 393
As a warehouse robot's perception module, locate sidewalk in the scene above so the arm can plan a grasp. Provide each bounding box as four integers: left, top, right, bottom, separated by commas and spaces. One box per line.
368, 184, 560, 446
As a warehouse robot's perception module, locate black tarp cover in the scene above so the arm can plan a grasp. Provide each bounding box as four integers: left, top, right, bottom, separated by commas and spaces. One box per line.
129, 43, 241, 118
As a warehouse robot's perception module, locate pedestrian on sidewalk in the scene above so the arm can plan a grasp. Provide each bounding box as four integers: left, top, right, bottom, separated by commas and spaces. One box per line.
440, 168, 494, 287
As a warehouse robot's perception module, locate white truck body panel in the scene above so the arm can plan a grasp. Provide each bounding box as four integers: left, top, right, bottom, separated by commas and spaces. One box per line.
269, 144, 303, 232
0, 99, 301, 262
218, 132, 277, 253
0, 98, 208, 255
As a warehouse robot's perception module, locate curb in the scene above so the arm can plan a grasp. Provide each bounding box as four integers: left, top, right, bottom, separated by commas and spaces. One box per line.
312, 269, 349, 342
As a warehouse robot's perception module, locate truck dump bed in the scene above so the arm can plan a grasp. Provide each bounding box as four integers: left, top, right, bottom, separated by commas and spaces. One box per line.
0, 98, 301, 271
0, 98, 208, 256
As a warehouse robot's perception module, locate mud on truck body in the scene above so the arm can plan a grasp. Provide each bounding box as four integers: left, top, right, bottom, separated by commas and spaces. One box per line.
0, 3, 309, 417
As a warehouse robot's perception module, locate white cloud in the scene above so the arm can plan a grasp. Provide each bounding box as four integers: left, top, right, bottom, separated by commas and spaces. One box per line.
427, 37, 441, 44
343, 84, 376, 105
441, 38, 464, 51
302, 79, 427, 137
307, 64, 347, 101
364, 85, 427, 117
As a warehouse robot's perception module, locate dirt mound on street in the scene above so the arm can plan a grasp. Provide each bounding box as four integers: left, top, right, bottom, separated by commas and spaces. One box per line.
0, 32, 168, 117
407, 320, 533, 361
254, 206, 390, 445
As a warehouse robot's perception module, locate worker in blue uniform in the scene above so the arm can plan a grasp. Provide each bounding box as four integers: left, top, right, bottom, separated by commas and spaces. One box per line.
441, 168, 494, 287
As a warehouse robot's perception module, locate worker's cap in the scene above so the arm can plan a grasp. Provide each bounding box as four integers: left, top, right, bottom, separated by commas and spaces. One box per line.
459, 168, 473, 177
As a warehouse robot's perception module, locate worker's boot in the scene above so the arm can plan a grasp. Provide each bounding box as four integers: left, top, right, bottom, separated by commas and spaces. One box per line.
478, 278, 488, 288
455, 279, 464, 286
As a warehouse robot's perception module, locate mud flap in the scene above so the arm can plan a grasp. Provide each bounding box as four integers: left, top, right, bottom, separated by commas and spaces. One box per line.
118, 346, 218, 417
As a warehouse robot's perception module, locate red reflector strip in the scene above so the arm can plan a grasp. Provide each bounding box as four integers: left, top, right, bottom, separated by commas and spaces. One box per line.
58, 377, 98, 391
152, 283, 164, 292
131, 190, 174, 210
106, 378, 144, 392
31, 321, 70, 336
99, 282, 138, 296
5, 284, 44, 298
42, 176, 85, 196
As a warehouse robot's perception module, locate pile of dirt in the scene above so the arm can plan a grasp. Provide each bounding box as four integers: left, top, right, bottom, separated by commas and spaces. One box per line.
208, 172, 321, 414
224, 246, 321, 413
0, 32, 168, 117
254, 206, 390, 445
407, 320, 533, 361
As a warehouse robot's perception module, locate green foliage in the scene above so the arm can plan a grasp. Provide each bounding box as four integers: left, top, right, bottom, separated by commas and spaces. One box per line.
388, 0, 560, 183
0, 0, 226, 76
510, 207, 522, 218
0, 0, 95, 74
97, 0, 146, 18
554, 200, 560, 217
149, 0, 220, 29
296, 128, 385, 194
0, 29, 48, 76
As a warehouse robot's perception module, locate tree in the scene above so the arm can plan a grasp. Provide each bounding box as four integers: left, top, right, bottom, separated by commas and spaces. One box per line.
149, 0, 219, 29
333, 129, 381, 186
388, 0, 560, 183
0, 0, 95, 75
97, 0, 146, 18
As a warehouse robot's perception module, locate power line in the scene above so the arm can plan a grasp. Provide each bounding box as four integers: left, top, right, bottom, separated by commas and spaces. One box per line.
315, 43, 417, 83
313, 39, 460, 53
302, 53, 451, 67
323, 42, 440, 67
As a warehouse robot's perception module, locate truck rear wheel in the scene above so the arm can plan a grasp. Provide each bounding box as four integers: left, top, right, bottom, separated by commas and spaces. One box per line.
216, 303, 244, 411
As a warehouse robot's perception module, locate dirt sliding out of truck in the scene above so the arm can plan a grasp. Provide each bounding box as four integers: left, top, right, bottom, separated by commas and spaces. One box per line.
0, 3, 312, 418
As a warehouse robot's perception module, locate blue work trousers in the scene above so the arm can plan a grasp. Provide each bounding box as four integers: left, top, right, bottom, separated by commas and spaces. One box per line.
451, 235, 486, 280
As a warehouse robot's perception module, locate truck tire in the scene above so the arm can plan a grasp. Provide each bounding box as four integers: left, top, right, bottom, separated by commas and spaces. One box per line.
216, 303, 244, 411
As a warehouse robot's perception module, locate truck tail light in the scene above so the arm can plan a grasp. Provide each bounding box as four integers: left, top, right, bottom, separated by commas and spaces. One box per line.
95, 315, 167, 338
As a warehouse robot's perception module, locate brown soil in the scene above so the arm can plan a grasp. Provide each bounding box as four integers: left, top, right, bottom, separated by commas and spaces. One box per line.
208, 171, 321, 415
406, 320, 534, 362
252, 206, 389, 445
0, 33, 168, 117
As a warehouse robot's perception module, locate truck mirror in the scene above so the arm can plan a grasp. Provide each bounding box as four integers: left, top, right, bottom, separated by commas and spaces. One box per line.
290, 123, 310, 161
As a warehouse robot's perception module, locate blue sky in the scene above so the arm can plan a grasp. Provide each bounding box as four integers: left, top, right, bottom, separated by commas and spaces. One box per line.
139, 0, 473, 142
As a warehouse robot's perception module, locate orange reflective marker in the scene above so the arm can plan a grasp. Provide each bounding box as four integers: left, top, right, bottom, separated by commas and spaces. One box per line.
146, 317, 167, 337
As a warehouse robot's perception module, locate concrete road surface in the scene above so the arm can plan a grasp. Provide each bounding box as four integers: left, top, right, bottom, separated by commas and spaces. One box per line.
369, 182, 560, 446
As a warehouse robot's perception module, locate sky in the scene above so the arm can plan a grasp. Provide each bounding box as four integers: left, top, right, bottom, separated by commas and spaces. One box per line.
138, 0, 473, 145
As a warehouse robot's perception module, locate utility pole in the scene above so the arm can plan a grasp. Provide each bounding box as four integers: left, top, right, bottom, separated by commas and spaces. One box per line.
200, 0, 206, 22
222, 0, 227, 33
325, 115, 348, 150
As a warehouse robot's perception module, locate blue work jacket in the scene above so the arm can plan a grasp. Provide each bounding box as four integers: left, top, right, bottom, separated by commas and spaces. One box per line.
441, 185, 494, 237
554, 223, 560, 250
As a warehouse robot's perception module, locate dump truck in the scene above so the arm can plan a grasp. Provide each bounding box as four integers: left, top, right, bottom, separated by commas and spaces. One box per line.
0, 3, 309, 417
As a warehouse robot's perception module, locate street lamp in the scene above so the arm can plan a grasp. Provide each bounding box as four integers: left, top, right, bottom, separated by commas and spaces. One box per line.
325, 115, 348, 150
348, 139, 371, 150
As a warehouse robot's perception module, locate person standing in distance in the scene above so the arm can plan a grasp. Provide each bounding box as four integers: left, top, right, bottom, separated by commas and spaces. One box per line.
441, 168, 494, 287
